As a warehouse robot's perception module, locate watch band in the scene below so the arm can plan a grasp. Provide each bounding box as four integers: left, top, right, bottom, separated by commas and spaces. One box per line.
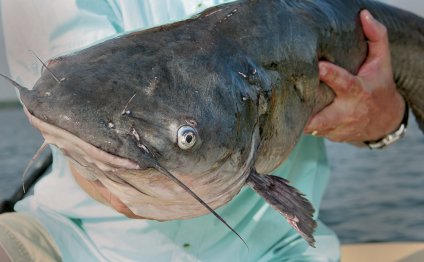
364, 101, 409, 149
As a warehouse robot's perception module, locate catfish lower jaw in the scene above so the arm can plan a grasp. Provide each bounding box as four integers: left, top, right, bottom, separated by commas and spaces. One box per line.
24, 106, 141, 173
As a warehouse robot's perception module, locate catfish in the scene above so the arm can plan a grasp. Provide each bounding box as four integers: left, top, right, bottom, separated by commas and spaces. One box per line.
3, 0, 423, 246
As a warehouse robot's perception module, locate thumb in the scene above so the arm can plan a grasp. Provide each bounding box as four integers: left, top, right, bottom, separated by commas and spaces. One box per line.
360, 10, 391, 62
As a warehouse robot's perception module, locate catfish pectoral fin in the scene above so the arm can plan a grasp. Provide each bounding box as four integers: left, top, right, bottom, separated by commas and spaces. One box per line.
247, 170, 317, 247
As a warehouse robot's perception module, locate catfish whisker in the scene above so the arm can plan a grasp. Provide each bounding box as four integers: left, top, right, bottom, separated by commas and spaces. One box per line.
22, 140, 48, 193
151, 161, 249, 250
28, 50, 62, 84
0, 73, 28, 93
121, 93, 137, 115
102, 172, 151, 197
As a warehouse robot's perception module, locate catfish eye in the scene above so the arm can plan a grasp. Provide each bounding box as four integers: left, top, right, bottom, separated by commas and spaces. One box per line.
177, 125, 197, 150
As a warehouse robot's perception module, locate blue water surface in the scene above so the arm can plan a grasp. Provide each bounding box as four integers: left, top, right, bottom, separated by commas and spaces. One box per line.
321, 115, 424, 243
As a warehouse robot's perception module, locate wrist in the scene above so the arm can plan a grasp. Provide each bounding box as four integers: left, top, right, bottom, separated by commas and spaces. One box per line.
364, 97, 408, 149
385, 91, 407, 136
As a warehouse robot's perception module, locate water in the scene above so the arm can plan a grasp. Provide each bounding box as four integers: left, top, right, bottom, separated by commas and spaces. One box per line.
0, 105, 44, 199
0, 106, 423, 244
321, 117, 424, 243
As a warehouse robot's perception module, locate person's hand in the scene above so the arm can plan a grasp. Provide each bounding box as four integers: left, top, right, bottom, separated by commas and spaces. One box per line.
304, 10, 405, 143
71, 164, 145, 219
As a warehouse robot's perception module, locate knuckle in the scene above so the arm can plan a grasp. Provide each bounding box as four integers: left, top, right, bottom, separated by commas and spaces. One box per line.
342, 76, 360, 95
349, 77, 366, 96
324, 67, 338, 83
346, 77, 357, 90
380, 25, 388, 36
330, 72, 349, 91
377, 25, 389, 43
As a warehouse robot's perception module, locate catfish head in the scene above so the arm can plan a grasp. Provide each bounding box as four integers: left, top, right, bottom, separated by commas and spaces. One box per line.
16, 26, 266, 221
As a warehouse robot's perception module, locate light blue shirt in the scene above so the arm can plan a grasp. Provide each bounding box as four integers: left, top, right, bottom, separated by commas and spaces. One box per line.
2, 1, 339, 261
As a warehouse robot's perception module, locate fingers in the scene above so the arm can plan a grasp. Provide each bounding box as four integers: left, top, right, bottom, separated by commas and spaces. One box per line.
304, 102, 340, 134
305, 62, 362, 134
318, 61, 362, 96
94, 179, 140, 218
305, 103, 368, 142
71, 164, 142, 218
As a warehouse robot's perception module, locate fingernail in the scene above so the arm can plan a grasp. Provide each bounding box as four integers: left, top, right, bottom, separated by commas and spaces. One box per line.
364, 10, 374, 22
319, 64, 328, 77
311, 130, 318, 136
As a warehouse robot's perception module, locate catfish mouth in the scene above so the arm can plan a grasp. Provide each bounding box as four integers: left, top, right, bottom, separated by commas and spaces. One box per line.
24, 107, 141, 173
23, 106, 255, 221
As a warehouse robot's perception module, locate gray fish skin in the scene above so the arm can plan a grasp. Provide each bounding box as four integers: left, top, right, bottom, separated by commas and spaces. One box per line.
14, 0, 424, 246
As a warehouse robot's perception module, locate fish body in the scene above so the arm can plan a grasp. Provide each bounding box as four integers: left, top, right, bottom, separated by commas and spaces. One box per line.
8, 0, 424, 246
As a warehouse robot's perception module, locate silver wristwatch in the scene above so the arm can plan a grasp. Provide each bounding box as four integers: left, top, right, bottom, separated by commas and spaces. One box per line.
365, 102, 409, 149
